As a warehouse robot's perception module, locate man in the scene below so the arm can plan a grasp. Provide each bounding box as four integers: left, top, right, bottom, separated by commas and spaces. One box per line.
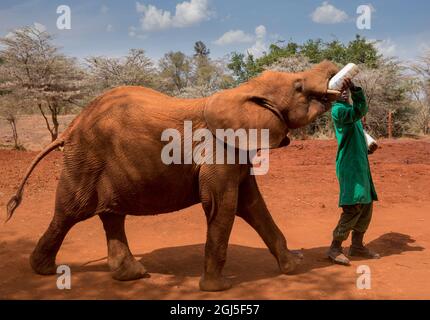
328, 77, 380, 266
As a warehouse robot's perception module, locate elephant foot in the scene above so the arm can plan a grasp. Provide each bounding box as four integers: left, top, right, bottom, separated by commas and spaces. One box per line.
30, 252, 57, 275
278, 250, 303, 274
199, 275, 232, 292
111, 257, 150, 281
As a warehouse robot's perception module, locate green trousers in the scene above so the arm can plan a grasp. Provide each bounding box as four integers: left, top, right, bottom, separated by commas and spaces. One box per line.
332, 202, 373, 241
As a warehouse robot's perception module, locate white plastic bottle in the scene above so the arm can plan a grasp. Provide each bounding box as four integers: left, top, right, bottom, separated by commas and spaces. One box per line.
364, 131, 378, 154
328, 63, 360, 91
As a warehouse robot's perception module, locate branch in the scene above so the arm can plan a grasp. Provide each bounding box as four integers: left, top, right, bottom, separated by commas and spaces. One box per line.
37, 103, 53, 134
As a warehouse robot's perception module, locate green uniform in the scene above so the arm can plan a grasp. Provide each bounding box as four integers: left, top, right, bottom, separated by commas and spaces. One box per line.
331, 87, 378, 207
331, 87, 378, 241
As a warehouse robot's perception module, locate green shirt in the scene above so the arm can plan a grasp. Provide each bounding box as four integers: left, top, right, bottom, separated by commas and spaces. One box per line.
331, 87, 378, 206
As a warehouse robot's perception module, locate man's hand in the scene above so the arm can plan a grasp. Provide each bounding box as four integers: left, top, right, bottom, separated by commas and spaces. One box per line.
340, 77, 355, 91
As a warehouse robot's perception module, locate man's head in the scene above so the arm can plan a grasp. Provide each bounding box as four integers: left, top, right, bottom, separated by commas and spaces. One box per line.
339, 88, 351, 103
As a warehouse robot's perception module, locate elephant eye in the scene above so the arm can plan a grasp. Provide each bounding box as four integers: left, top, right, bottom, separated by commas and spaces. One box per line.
309, 93, 328, 102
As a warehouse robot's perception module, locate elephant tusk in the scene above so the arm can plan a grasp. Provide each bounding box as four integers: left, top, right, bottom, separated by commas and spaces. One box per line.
326, 89, 341, 95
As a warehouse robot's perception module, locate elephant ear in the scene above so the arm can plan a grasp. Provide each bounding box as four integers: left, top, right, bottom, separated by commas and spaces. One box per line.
204, 91, 288, 150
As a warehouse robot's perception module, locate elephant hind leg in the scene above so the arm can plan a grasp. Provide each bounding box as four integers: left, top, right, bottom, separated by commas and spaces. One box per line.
30, 210, 80, 275
30, 173, 97, 275
99, 213, 149, 281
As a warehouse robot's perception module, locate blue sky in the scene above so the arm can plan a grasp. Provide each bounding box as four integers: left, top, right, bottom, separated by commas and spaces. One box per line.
0, 0, 429, 62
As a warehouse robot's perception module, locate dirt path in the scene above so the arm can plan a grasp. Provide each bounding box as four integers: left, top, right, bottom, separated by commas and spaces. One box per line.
0, 138, 429, 299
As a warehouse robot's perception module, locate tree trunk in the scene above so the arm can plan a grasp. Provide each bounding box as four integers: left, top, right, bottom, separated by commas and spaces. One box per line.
50, 105, 59, 141
387, 110, 393, 139
38, 102, 59, 142
6, 115, 19, 149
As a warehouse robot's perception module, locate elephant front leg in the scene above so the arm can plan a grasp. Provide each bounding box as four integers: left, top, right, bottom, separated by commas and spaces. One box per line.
200, 210, 235, 292
199, 169, 239, 292
99, 213, 149, 281
237, 175, 302, 274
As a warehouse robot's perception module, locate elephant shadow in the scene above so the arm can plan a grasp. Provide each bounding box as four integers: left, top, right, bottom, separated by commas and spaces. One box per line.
114, 232, 424, 285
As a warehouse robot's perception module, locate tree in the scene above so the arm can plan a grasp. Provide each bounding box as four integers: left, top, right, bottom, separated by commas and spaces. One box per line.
192, 41, 213, 86
354, 60, 411, 138
0, 26, 87, 141
300, 39, 324, 63
189, 42, 234, 94
322, 40, 347, 64
0, 93, 25, 150
86, 49, 156, 91
410, 79, 430, 135
346, 35, 380, 68
255, 41, 299, 69
265, 55, 312, 73
193, 41, 210, 58
178, 59, 234, 98
227, 52, 260, 83
159, 51, 192, 93
227, 35, 382, 86
411, 51, 430, 134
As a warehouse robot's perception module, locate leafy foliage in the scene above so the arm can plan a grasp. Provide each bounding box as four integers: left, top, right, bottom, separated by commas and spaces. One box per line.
227, 34, 381, 83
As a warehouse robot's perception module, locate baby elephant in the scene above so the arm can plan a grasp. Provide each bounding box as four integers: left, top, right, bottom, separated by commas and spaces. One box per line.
7, 60, 339, 291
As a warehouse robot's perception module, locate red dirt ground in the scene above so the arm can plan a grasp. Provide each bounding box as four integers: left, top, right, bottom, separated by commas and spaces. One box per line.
0, 138, 429, 299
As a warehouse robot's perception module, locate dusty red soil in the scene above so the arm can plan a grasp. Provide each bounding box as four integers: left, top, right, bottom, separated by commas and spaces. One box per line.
0, 138, 429, 299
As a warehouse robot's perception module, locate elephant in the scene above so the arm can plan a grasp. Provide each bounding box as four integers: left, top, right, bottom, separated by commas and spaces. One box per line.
6, 60, 340, 291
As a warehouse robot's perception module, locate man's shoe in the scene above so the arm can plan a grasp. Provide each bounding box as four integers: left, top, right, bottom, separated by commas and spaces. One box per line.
349, 246, 380, 259
350, 231, 380, 259
327, 246, 351, 266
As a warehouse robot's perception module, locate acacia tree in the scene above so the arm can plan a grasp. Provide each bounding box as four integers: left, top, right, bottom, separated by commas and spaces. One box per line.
411, 51, 430, 134
355, 60, 411, 138
410, 78, 430, 135
86, 49, 156, 91
0, 26, 87, 141
0, 93, 25, 149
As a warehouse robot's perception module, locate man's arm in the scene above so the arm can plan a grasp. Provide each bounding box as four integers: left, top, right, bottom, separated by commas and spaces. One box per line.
331, 81, 368, 125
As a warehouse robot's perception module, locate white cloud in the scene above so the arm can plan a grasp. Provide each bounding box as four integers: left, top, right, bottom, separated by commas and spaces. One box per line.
214, 30, 254, 45
136, 0, 212, 31
106, 24, 113, 32
311, 1, 348, 24
247, 25, 267, 58
33, 22, 47, 32
373, 39, 397, 57
214, 25, 268, 57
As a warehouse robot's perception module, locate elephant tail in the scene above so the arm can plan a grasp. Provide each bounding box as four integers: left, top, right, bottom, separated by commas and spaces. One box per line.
5, 138, 65, 223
